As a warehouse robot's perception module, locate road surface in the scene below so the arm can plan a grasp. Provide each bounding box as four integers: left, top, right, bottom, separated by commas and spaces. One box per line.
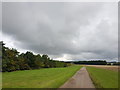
60, 67, 95, 88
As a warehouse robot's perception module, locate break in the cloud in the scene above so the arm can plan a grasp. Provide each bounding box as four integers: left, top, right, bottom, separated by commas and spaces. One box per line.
2, 2, 118, 61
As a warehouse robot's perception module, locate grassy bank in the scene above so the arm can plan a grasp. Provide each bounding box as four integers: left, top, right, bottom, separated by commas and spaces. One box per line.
3, 65, 82, 88
86, 66, 118, 88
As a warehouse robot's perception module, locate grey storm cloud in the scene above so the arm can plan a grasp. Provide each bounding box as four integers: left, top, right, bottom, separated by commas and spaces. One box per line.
2, 2, 118, 61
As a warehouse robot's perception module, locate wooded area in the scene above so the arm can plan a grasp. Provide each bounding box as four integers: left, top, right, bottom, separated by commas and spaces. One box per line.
0, 41, 71, 72
73, 60, 107, 65
72, 61, 120, 65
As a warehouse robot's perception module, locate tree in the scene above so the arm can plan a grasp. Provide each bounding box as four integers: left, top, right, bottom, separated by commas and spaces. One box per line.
1, 41, 71, 72
17, 55, 31, 70
24, 51, 36, 68
42, 54, 49, 68
34, 54, 44, 68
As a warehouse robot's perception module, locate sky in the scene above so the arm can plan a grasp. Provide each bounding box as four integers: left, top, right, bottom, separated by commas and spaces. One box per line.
1, 2, 118, 61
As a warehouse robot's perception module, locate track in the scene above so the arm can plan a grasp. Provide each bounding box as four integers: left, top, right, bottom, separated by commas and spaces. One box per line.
60, 67, 95, 88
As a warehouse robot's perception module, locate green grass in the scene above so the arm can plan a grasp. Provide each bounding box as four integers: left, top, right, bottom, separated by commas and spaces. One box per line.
2, 65, 82, 88
86, 66, 118, 88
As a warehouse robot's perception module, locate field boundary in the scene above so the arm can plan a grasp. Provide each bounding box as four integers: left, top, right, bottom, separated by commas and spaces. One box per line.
86, 66, 118, 88
86, 67, 103, 88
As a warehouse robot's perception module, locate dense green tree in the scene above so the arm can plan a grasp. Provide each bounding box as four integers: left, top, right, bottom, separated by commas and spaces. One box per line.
23, 51, 36, 68
41, 55, 50, 68
34, 54, 44, 68
1, 41, 71, 72
17, 55, 31, 70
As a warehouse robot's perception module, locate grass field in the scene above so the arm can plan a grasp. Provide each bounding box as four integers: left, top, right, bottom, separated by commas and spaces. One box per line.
86, 66, 118, 88
2, 65, 82, 88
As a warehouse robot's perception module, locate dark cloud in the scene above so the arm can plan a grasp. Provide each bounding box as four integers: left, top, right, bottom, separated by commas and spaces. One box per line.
2, 2, 118, 61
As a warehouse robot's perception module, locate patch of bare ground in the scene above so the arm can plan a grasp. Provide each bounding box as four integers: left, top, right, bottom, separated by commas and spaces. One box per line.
85, 65, 120, 72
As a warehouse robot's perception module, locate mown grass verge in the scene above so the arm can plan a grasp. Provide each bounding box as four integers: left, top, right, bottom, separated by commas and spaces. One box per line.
2, 65, 82, 88
86, 66, 118, 88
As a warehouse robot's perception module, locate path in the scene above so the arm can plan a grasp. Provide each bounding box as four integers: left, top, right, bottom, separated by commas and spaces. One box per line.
60, 67, 95, 88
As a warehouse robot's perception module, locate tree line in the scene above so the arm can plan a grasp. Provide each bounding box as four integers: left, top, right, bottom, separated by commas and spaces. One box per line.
72, 60, 107, 65
72, 60, 120, 65
0, 41, 71, 72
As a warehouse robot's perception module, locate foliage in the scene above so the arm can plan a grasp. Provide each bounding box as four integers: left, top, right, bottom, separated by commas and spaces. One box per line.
73, 60, 107, 65
1, 41, 71, 72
